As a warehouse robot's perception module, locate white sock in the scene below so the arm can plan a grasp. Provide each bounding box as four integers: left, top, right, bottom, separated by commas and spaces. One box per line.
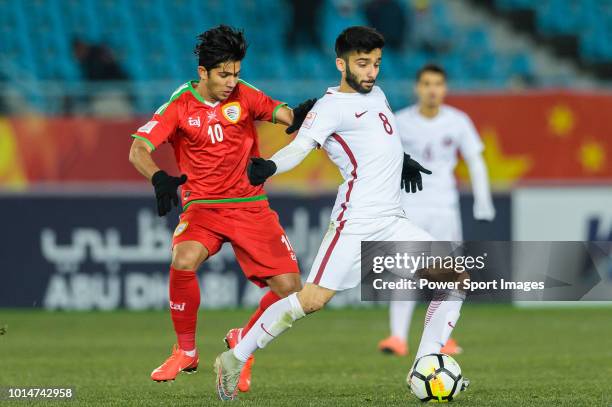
414, 289, 465, 360
390, 301, 416, 341
184, 349, 196, 357
233, 293, 305, 362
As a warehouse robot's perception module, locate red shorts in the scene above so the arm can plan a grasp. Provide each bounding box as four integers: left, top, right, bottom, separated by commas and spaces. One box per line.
172, 205, 299, 287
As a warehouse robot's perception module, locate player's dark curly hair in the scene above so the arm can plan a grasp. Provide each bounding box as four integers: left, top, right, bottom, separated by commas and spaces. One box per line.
416, 64, 447, 81
335, 26, 385, 59
194, 25, 248, 72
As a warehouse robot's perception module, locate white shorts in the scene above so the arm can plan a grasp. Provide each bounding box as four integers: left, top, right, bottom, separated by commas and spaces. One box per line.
306, 215, 434, 291
402, 205, 463, 241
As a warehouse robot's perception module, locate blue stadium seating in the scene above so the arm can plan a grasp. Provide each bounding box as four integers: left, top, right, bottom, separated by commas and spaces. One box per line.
494, 0, 612, 63
0, 0, 544, 112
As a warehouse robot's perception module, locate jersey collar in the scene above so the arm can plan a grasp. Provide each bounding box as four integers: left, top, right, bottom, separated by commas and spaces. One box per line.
326, 86, 379, 98
189, 81, 220, 108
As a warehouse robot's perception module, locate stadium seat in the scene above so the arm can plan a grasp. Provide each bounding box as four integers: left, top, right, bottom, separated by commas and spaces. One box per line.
0, 0, 545, 113
495, 0, 612, 64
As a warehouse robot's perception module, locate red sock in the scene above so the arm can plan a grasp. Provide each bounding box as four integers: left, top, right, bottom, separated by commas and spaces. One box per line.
169, 267, 200, 352
242, 291, 282, 336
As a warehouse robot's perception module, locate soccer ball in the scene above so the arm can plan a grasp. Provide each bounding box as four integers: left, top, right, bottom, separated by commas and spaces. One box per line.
407, 353, 463, 402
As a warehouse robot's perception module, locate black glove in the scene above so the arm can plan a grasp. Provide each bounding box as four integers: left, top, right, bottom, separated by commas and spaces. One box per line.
285, 98, 317, 134
401, 154, 432, 193
151, 170, 187, 217
247, 157, 277, 186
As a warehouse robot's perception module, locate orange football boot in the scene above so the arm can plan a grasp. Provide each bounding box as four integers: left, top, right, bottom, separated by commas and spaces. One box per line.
377, 336, 408, 356
150, 344, 199, 382
440, 338, 463, 355
224, 328, 255, 392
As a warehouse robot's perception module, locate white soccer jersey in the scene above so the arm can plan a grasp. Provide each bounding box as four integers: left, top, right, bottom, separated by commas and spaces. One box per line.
299, 86, 405, 221
395, 105, 484, 208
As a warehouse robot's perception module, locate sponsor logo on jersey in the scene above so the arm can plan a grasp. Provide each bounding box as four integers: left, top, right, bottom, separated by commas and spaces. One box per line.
170, 301, 186, 311
137, 120, 158, 134
222, 102, 241, 124
174, 221, 189, 236
355, 110, 367, 118
302, 111, 317, 129
188, 117, 201, 127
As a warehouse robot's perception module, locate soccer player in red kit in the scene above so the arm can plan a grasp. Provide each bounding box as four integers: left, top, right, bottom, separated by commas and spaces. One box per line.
128, 25, 315, 390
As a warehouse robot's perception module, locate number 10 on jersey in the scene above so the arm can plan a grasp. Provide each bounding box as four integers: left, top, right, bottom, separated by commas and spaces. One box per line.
208, 123, 224, 144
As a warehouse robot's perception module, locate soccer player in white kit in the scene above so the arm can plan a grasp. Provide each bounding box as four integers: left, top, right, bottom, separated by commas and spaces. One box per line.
213, 27, 469, 401
378, 64, 495, 357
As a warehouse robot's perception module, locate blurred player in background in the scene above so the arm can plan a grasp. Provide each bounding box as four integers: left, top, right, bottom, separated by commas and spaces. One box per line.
214, 26, 469, 400
128, 25, 315, 390
378, 64, 495, 357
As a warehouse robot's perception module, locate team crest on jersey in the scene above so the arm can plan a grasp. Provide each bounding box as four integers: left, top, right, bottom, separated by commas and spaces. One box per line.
206, 110, 219, 124
222, 102, 241, 124
174, 221, 189, 237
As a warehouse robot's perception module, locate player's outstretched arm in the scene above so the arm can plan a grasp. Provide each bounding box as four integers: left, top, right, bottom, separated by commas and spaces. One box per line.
401, 154, 432, 193
465, 153, 495, 221
275, 98, 318, 134
129, 139, 187, 217
247, 133, 317, 186
129, 138, 161, 180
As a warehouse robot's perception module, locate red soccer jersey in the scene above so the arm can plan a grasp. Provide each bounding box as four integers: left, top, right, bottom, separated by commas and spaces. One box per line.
132, 79, 287, 209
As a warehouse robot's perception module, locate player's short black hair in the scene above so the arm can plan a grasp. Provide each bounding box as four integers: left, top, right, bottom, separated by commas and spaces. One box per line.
335, 26, 385, 59
194, 25, 248, 71
416, 64, 447, 81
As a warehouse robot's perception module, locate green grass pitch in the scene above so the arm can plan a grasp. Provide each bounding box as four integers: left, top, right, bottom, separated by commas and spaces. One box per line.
0, 305, 611, 406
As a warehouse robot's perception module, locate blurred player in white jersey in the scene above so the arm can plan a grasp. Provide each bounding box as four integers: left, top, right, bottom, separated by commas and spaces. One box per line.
213, 27, 470, 400
378, 64, 495, 357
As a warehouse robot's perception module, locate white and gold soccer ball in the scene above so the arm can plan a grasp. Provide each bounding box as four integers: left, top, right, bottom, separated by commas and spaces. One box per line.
407, 353, 463, 402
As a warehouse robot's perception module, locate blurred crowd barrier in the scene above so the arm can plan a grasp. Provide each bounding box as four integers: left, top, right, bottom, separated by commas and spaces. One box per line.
1, 189, 610, 310
0, 194, 509, 310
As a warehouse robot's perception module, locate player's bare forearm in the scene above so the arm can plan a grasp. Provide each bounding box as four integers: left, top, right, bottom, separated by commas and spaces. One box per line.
129, 139, 161, 181
274, 106, 294, 126
130, 138, 186, 217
